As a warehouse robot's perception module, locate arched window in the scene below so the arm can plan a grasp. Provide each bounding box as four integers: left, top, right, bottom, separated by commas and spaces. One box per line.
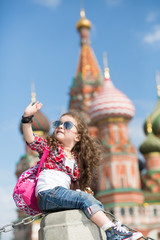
154, 208, 157, 216
129, 208, 133, 215
121, 208, 125, 216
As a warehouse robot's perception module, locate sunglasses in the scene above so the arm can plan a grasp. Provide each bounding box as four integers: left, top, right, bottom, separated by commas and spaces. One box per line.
52, 120, 77, 130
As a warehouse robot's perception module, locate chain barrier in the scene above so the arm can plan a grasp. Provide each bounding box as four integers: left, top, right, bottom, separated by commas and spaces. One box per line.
0, 211, 156, 240
0, 213, 44, 233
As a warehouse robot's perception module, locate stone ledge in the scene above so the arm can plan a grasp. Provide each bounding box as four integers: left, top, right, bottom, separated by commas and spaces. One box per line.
39, 209, 106, 240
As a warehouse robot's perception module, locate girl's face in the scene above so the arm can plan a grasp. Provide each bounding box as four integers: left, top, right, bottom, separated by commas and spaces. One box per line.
54, 115, 80, 149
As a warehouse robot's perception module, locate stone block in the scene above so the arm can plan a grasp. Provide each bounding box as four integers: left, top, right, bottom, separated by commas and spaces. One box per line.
39, 209, 106, 240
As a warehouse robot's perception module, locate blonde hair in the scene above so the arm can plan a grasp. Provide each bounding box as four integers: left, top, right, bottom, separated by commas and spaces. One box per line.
47, 111, 103, 190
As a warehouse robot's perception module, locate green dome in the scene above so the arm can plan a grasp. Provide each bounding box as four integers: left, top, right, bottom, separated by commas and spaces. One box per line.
144, 98, 160, 136
32, 110, 50, 132
139, 132, 160, 154
20, 110, 50, 134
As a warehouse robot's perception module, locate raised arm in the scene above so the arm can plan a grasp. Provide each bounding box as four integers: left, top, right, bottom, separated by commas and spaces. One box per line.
22, 101, 43, 143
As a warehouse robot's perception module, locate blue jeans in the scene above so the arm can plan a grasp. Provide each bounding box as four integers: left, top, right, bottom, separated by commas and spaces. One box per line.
38, 186, 104, 219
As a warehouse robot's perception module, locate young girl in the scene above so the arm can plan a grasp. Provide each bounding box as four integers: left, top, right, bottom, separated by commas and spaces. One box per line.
22, 101, 143, 240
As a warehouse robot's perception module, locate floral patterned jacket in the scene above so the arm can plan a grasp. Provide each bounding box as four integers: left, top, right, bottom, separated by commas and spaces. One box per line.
27, 134, 80, 182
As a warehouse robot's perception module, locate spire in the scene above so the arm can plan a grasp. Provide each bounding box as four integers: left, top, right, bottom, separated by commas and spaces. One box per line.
74, 8, 102, 80
146, 119, 152, 134
69, 9, 103, 122
76, 9, 91, 32
103, 52, 110, 80
80, 8, 85, 18
76, 9, 91, 46
31, 82, 36, 103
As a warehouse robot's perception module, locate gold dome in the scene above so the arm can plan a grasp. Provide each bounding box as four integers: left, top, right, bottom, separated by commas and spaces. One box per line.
76, 9, 91, 31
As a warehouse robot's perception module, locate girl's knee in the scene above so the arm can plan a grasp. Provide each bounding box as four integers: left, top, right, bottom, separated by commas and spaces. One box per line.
79, 191, 104, 210
80, 191, 95, 202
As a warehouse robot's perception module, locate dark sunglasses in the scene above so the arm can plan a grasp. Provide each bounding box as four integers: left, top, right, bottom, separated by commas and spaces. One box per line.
52, 120, 77, 130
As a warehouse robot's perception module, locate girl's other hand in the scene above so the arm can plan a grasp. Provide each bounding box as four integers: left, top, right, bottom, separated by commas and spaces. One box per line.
23, 101, 43, 117
84, 190, 94, 195
85, 187, 94, 195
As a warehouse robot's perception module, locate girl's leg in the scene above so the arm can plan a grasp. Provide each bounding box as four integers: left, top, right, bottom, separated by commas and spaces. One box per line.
91, 210, 113, 228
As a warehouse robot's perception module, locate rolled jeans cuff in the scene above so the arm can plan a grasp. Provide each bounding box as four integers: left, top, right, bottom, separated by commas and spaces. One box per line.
84, 203, 105, 219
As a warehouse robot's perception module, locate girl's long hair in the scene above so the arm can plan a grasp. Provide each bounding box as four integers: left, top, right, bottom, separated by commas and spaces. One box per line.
47, 111, 103, 190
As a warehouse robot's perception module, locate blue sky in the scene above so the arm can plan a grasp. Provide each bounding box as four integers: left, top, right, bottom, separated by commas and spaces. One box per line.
1, 0, 160, 239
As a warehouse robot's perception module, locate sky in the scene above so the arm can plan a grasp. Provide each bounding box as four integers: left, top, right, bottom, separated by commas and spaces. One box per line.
0, 0, 160, 239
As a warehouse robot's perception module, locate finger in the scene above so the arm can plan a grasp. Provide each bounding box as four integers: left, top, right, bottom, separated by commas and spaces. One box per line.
34, 101, 40, 107
37, 103, 43, 110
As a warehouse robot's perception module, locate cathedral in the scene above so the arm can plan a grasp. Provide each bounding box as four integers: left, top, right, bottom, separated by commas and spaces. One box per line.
14, 10, 160, 240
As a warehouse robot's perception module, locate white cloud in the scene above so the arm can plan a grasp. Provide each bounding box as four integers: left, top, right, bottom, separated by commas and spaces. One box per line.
106, 0, 123, 7
34, 0, 61, 8
143, 25, 160, 45
146, 11, 160, 23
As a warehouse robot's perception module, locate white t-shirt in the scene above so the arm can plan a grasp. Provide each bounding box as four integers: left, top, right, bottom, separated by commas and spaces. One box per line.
35, 157, 75, 197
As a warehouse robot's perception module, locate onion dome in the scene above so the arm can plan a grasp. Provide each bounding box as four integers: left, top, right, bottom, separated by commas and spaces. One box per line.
89, 62, 135, 123
144, 73, 160, 136
140, 121, 160, 154
76, 9, 91, 31
20, 85, 50, 135
31, 110, 50, 134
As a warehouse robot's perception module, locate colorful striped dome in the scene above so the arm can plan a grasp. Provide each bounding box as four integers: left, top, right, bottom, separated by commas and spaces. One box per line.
89, 69, 135, 122
20, 110, 50, 134
32, 111, 50, 132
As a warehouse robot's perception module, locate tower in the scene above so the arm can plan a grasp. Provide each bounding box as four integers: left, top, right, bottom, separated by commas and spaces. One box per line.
69, 9, 103, 123
89, 57, 144, 225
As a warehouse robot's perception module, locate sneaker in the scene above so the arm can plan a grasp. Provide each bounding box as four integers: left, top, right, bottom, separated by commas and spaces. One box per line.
106, 222, 143, 240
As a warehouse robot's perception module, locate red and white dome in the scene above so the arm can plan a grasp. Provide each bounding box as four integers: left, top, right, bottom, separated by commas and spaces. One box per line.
89, 70, 135, 122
